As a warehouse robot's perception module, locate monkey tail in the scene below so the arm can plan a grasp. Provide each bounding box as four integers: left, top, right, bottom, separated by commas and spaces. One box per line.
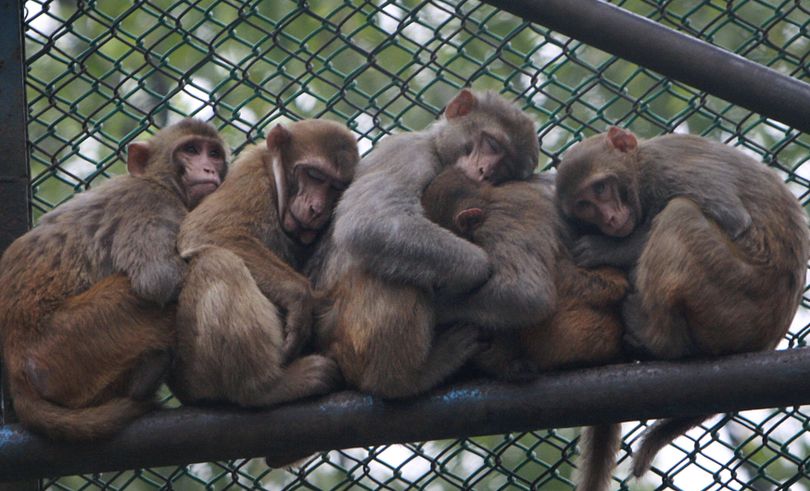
575, 423, 622, 491
11, 377, 151, 441
632, 416, 706, 478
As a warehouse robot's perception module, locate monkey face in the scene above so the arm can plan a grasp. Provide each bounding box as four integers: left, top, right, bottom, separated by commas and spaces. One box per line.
283, 162, 349, 245
571, 174, 635, 237
456, 131, 512, 184
175, 136, 227, 209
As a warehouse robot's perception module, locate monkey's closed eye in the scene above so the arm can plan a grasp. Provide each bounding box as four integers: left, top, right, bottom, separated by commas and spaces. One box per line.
483, 135, 501, 154
306, 168, 327, 182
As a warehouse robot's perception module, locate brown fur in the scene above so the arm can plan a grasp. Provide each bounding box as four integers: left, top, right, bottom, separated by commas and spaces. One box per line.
309, 91, 540, 399
169, 119, 358, 407
422, 167, 628, 378
0, 119, 227, 440
556, 128, 809, 488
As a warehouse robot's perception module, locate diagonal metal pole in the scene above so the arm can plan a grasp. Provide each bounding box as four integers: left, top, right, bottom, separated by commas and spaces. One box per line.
483, 0, 810, 134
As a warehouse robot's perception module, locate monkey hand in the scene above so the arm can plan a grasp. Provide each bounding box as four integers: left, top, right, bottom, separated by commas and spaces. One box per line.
437, 247, 493, 297
280, 292, 316, 363
714, 205, 752, 240
131, 256, 187, 306
572, 235, 616, 268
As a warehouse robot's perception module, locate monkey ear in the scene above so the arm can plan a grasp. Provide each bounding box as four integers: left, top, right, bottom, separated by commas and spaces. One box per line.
126, 142, 151, 176
607, 127, 638, 153
445, 89, 476, 119
266, 124, 292, 153
454, 207, 484, 235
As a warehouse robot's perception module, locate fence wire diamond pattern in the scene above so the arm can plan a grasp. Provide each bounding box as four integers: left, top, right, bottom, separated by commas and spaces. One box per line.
21, 0, 810, 489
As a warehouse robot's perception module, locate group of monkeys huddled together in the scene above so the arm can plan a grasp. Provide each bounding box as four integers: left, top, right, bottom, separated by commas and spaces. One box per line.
0, 89, 807, 490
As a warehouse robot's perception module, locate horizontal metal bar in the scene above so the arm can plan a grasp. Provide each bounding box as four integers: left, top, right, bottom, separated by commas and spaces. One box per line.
483, 0, 810, 134
0, 348, 808, 481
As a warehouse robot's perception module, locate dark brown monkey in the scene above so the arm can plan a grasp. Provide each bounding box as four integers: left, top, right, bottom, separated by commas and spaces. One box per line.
0, 119, 228, 440
309, 89, 541, 399
423, 167, 628, 491
169, 119, 358, 407
421, 167, 628, 379
556, 127, 809, 489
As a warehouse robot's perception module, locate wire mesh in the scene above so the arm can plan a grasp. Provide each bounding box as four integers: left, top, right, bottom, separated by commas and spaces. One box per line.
18, 0, 810, 489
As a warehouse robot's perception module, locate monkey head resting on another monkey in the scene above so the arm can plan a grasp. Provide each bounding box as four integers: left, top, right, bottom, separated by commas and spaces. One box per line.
169, 119, 359, 408
308, 89, 541, 400
556, 126, 809, 491
0, 119, 228, 441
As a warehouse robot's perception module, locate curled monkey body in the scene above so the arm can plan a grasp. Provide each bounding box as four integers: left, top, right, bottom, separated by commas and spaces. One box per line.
556, 127, 809, 489
309, 89, 540, 399
0, 119, 228, 440
169, 119, 358, 408
422, 167, 628, 379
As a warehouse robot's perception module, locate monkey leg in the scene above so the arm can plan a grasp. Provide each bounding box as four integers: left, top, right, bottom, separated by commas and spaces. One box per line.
27, 274, 174, 408
472, 331, 538, 380
632, 197, 785, 359
522, 307, 623, 370
171, 246, 339, 407
329, 272, 480, 399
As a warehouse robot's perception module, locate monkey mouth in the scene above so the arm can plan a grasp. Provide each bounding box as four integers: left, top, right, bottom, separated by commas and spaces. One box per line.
189, 178, 220, 189
284, 212, 322, 244
609, 213, 635, 237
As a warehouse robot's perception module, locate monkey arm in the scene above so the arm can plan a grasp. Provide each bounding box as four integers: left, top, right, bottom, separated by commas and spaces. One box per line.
648, 140, 753, 240
682, 192, 752, 240
436, 222, 559, 330
572, 226, 649, 269
435, 261, 556, 330
217, 236, 315, 361
111, 194, 187, 306
333, 151, 491, 294
565, 265, 629, 308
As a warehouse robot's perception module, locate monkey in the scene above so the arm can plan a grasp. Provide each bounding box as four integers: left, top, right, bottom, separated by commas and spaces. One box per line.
420, 167, 628, 379
168, 119, 359, 408
307, 89, 541, 399
0, 118, 228, 441
555, 126, 809, 489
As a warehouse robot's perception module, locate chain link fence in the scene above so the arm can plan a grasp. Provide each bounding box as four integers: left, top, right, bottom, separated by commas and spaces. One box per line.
17, 0, 810, 489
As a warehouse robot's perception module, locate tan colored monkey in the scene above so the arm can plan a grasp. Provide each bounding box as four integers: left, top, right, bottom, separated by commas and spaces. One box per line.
0, 119, 228, 440
556, 127, 809, 490
169, 119, 358, 407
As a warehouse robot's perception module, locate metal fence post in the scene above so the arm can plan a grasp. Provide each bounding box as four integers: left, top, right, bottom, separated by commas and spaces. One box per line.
0, 1, 35, 489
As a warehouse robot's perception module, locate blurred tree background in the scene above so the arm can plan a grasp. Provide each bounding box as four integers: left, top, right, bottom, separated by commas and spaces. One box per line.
22, 0, 810, 489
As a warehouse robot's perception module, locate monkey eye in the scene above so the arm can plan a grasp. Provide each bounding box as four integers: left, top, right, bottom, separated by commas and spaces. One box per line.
208, 148, 222, 158
331, 181, 348, 192
464, 141, 474, 155
306, 168, 327, 182
483, 135, 501, 154
592, 180, 607, 196
184, 143, 199, 154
